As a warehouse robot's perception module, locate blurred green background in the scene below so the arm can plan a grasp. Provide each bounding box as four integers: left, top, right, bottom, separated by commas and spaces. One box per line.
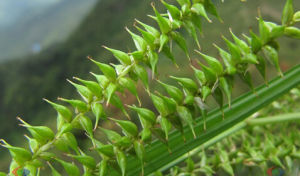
0, 0, 299, 171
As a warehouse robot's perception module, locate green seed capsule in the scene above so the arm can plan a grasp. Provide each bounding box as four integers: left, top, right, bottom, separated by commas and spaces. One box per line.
44, 99, 72, 122
133, 140, 145, 162
160, 116, 172, 140
90, 72, 110, 89
162, 45, 177, 65
67, 79, 93, 103
161, 0, 181, 19
197, 60, 217, 83
201, 86, 211, 101
96, 144, 114, 158
125, 27, 147, 52
158, 80, 183, 103
183, 20, 200, 48
159, 34, 169, 52
73, 77, 103, 98
195, 50, 223, 75
284, 26, 300, 39
128, 105, 156, 128
114, 147, 127, 176
219, 77, 233, 107
222, 36, 241, 64
147, 50, 158, 78
62, 132, 78, 152
79, 115, 93, 137
255, 55, 267, 84
263, 45, 283, 77
119, 77, 141, 105
228, 32, 249, 55
204, 0, 222, 21
135, 25, 156, 47
282, 0, 294, 26
18, 117, 55, 144
151, 93, 169, 116
191, 3, 211, 22
100, 128, 122, 143
110, 94, 129, 119
103, 46, 131, 65
67, 153, 96, 169
177, 106, 196, 138
54, 137, 70, 152
259, 16, 270, 44
212, 87, 224, 118
111, 118, 138, 137
24, 135, 39, 153
0, 139, 32, 165
171, 31, 189, 58
293, 11, 300, 23
191, 65, 207, 86
135, 19, 160, 38
89, 59, 117, 81
99, 160, 108, 176
105, 83, 117, 106
170, 76, 198, 94
141, 128, 152, 143
152, 3, 171, 34
249, 30, 262, 53
58, 97, 88, 113
55, 158, 80, 176
91, 102, 106, 130
133, 64, 149, 92
213, 44, 236, 75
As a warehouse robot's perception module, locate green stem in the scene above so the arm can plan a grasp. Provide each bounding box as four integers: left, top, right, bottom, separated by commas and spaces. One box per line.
247, 112, 300, 126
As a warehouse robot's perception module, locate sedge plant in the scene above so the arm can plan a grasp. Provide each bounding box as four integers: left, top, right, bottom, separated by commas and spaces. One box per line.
1, 0, 300, 176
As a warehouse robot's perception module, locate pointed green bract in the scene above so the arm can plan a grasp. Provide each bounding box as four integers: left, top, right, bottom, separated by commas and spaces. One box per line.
44, 99, 72, 122
160, 116, 172, 140
48, 162, 62, 176
67, 79, 93, 102
67, 153, 96, 169
170, 76, 198, 94
91, 102, 106, 130
152, 3, 171, 34
90, 59, 116, 81
100, 128, 122, 143
58, 98, 88, 113
135, 19, 160, 38
282, 0, 294, 25
55, 158, 80, 176
114, 147, 127, 176
191, 3, 211, 22
159, 34, 169, 52
263, 45, 283, 77
126, 27, 147, 52
133, 64, 149, 91
111, 119, 138, 137
151, 93, 169, 116
128, 105, 156, 127
196, 50, 223, 75
0, 139, 32, 165
73, 77, 103, 98
177, 106, 196, 138
103, 46, 131, 65
171, 31, 189, 58
158, 80, 183, 103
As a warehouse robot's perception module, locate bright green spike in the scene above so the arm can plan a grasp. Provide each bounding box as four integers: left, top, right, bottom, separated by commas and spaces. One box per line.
105, 83, 117, 106
18, 117, 55, 144
125, 27, 147, 52
58, 97, 88, 113
0, 139, 32, 165
44, 98, 72, 122
111, 118, 138, 137
151, 93, 169, 116
177, 106, 196, 138
89, 58, 116, 81
263, 45, 283, 77
114, 147, 127, 176
67, 79, 93, 103
157, 80, 183, 103
171, 31, 189, 59
159, 34, 169, 52
90, 72, 110, 89
55, 158, 80, 176
222, 35, 241, 63
282, 0, 294, 26
151, 3, 171, 34
135, 19, 160, 38
213, 44, 236, 75
229, 28, 250, 53
103, 46, 131, 65
191, 3, 212, 22
169, 76, 198, 94
161, 0, 181, 19
196, 61, 217, 84
135, 25, 156, 47
127, 105, 156, 127
195, 50, 223, 75
73, 77, 103, 98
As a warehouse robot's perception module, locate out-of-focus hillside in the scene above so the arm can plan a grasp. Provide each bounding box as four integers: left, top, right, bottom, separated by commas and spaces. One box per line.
0, 0, 299, 170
